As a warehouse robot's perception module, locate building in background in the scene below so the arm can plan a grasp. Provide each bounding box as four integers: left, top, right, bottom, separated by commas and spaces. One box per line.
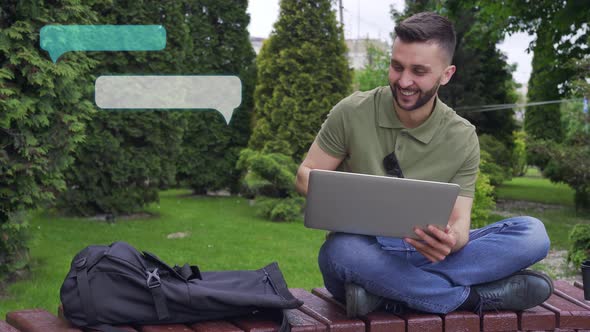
345, 38, 389, 69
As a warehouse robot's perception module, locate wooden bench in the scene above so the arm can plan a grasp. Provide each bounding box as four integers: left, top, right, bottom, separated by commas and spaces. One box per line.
3, 280, 590, 332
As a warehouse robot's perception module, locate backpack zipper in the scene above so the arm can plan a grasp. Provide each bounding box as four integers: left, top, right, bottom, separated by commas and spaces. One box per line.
263, 269, 286, 300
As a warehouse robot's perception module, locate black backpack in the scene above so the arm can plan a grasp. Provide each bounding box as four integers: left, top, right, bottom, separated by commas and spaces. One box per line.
60, 241, 303, 332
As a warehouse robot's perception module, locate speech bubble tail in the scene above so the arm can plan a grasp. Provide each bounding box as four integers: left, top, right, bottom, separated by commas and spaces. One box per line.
47, 50, 62, 63
219, 109, 235, 125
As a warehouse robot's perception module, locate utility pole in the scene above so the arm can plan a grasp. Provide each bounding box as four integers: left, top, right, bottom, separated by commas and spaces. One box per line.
339, 0, 344, 27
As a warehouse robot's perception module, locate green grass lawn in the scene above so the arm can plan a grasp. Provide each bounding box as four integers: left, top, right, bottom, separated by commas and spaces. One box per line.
0, 189, 326, 318
494, 168, 590, 250
495, 167, 575, 206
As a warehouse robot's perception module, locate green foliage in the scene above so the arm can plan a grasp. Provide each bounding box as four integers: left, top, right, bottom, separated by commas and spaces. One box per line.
479, 134, 512, 186
256, 197, 305, 222
249, 0, 352, 162
567, 224, 590, 268
175, 0, 257, 195
524, 25, 564, 145
529, 135, 590, 210
353, 42, 389, 91
472, 164, 496, 229
236, 149, 302, 221
511, 131, 527, 176
0, 0, 99, 277
58, 1, 256, 213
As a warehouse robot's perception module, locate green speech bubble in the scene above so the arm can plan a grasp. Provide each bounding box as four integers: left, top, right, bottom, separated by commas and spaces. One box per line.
40, 25, 166, 63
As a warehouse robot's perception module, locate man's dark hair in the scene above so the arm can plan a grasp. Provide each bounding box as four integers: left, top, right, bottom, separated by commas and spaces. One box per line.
394, 12, 456, 63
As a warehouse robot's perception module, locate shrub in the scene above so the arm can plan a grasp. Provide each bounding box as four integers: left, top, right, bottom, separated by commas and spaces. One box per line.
479, 134, 512, 185
567, 224, 590, 268
511, 130, 527, 177
236, 149, 302, 221
529, 134, 590, 211
471, 167, 496, 229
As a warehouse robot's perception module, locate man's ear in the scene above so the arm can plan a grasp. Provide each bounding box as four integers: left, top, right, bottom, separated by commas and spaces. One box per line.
440, 65, 456, 86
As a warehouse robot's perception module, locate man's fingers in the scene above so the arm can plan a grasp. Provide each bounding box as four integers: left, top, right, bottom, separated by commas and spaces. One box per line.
405, 237, 445, 262
414, 227, 452, 256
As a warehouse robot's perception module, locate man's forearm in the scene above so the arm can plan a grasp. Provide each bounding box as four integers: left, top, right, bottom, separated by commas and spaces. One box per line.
295, 165, 311, 196
450, 220, 470, 253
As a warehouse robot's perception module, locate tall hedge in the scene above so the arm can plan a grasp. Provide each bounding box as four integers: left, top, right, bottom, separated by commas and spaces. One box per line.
175, 0, 257, 195
248, 0, 352, 162
0, 0, 98, 276
55, 0, 189, 216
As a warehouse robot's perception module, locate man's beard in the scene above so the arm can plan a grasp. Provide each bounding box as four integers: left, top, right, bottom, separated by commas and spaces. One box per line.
389, 81, 440, 112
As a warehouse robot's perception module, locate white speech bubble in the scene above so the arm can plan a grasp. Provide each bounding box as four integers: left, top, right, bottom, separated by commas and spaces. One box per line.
95, 75, 242, 124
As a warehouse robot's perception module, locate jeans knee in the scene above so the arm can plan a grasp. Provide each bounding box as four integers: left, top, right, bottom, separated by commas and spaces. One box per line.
518, 216, 550, 261
318, 233, 375, 272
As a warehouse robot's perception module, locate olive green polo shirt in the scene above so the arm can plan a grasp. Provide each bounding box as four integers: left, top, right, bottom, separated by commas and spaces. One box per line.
315, 86, 479, 197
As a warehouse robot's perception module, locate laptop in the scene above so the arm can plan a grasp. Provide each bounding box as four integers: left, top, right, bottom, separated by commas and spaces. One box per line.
303, 169, 460, 238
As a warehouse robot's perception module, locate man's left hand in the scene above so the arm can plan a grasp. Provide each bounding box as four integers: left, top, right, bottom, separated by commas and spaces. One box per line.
404, 225, 457, 263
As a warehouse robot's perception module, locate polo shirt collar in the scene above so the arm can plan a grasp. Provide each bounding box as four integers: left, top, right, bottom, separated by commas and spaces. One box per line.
377, 87, 444, 144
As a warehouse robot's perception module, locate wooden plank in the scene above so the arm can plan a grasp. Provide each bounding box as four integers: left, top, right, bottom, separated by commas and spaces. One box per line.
311, 288, 345, 309
190, 320, 244, 332
6, 309, 81, 332
313, 288, 440, 332
363, 312, 405, 332
230, 316, 278, 332
290, 288, 364, 332
443, 311, 480, 332
139, 324, 195, 332
283, 309, 328, 332
230, 309, 325, 332
0, 320, 20, 332
555, 280, 590, 310
518, 305, 556, 331
481, 311, 518, 332
542, 293, 590, 329
399, 312, 442, 332
311, 287, 404, 332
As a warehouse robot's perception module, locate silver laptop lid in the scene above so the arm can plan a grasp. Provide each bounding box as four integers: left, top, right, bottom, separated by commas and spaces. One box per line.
304, 170, 460, 238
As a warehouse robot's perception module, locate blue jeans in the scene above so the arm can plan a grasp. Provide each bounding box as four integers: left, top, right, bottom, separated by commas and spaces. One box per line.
318, 216, 550, 314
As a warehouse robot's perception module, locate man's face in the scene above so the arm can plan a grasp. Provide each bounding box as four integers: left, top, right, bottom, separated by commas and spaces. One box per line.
388, 38, 455, 112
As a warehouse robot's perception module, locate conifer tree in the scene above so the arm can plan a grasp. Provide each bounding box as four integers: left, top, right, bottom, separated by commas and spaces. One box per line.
0, 0, 98, 276
249, 0, 352, 162
175, 0, 257, 195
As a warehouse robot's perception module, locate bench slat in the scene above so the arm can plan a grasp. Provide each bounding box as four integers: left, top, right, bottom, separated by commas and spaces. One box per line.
0, 320, 20, 332
399, 313, 442, 332
443, 311, 480, 332
139, 324, 195, 332
290, 288, 364, 332
6, 309, 81, 332
555, 280, 590, 311
190, 320, 244, 332
518, 305, 556, 331
311, 287, 405, 332
542, 293, 590, 329
481, 311, 518, 332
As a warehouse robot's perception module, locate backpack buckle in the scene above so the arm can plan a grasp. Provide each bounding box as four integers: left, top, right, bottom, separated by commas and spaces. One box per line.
146, 268, 161, 289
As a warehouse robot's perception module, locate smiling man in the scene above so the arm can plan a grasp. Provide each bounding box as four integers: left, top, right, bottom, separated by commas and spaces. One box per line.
295, 12, 553, 317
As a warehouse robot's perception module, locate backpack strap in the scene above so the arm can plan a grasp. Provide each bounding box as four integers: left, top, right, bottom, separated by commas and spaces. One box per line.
74, 256, 98, 325
278, 309, 291, 332
146, 267, 170, 320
